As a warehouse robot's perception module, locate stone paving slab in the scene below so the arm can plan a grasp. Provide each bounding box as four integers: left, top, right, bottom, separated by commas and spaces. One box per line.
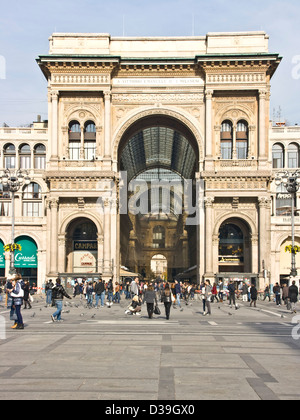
0, 296, 299, 400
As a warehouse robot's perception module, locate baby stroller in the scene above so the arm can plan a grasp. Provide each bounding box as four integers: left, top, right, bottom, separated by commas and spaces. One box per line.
125, 295, 142, 316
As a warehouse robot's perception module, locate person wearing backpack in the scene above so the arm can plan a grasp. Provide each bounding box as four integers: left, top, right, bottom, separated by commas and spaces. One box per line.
7, 274, 25, 330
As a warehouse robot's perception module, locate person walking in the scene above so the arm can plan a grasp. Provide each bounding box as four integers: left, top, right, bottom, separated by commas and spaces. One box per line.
144, 283, 157, 319
94, 278, 105, 308
273, 283, 281, 306
203, 279, 212, 316
218, 280, 224, 302
9, 274, 25, 329
106, 279, 114, 306
23, 280, 32, 310
250, 284, 258, 307
161, 283, 172, 320
263, 285, 271, 302
282, 284, 289, 308
130, 277, 139, 298
289, 281, 299, 314
242, 283, 249, 302
228, 281, 238, 310
51, 278, 72, 322
86, 281, 94, 307
211, 283, 219, 303
45, 279, 53, 306
174, 280, 182, 310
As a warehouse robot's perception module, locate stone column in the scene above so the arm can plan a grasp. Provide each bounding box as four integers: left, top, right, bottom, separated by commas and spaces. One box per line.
103, 91, 112, 168
102, 197, 112, 282
49, 197, 59, 275
258, 90, 267, 161
258, 196, 271, 287
51, 91, 59, 161
205, 89, 213, 159
204, 196, 214, 279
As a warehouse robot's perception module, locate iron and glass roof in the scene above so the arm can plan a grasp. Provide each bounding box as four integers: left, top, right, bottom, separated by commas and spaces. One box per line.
120, 127, 197, 182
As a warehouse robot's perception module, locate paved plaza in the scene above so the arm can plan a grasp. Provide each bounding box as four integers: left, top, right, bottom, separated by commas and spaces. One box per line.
0, 295, 300, 401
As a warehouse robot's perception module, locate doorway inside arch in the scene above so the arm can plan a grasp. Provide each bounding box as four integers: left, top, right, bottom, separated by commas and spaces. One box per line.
65, 217, 98, 274
150, 254, 168, 280
118, 116, 200, 282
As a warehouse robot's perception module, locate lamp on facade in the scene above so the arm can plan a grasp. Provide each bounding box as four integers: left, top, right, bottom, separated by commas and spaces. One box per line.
275, 170, 300, 277
0, 169, 31, 274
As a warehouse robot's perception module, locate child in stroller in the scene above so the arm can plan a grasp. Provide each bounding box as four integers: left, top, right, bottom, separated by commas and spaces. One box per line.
125, 295, 142, 316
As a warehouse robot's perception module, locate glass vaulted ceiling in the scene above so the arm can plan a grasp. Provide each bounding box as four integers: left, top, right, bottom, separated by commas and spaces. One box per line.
120, 127, 197, 182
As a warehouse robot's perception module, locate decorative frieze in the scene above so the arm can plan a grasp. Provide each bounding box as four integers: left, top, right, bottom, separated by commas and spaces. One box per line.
52, 74, 110, 85
112, 93, 204, 104
207, 72, 265, 84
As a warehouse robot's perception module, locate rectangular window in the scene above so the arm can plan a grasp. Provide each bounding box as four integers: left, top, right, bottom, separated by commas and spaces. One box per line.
69, 142, 80, 160
221, 141, 232, 159
236, 141, 248, 160
23, 202, 41, 217
0, 201, 11, 216
4, 156, 16, 169
84, 142, 96, 160
288, 152, 298, 169
272, 153, 283, 169
34, 155, 46, 170
20, 155, 31, 169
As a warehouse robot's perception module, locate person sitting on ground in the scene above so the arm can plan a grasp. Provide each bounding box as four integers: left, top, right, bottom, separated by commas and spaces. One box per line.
125, 295, 142, 316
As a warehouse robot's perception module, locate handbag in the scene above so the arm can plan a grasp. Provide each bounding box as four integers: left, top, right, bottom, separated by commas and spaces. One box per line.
154, 305, 161, 315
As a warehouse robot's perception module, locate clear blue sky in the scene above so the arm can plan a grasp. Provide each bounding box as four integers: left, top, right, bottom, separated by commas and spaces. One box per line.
0, 0, 299, 126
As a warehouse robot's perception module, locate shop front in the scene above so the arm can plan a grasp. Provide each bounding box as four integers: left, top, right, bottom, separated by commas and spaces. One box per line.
15, 236, 38, 287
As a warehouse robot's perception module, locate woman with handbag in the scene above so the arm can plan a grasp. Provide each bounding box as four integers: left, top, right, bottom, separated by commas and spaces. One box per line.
161, 283, 172, 320
144, 283, 157, 319
7, 274, 25, 329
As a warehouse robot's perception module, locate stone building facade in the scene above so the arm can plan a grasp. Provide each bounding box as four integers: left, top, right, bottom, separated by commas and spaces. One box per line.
2, 31, 298, 291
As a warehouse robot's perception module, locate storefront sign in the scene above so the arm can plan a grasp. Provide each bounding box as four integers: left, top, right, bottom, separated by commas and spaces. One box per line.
73, 241, 98, 251
73, 251, 97, 274
14, 237, 37, 268
0, 241, 4, 268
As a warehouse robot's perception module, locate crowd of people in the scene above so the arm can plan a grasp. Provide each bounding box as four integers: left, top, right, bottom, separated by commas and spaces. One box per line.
1, 274, 299, 328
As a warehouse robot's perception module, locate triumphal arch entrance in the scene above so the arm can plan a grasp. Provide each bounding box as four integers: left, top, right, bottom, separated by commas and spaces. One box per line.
37, 32, 281, 287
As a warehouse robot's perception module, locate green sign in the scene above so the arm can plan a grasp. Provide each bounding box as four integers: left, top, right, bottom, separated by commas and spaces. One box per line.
14, 237, 37, 268
0, 241, 4, 268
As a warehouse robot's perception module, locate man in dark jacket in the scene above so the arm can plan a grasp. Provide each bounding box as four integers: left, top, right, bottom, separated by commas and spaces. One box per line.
289, 281, 299, 313
250, 284, 258, 307
51, 278, 71, 322
94, 279, 105, 308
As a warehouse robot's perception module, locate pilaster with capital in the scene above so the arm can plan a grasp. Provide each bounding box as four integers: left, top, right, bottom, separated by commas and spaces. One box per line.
51, 91, 59, 161
204, 196, 215, 276
258, 196, 271, 277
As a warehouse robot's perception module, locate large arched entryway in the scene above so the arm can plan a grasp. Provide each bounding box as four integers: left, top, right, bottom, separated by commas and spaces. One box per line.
118, 114, 201, 281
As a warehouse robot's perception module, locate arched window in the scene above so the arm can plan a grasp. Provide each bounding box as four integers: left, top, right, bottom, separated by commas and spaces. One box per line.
23, 182, 42, 217
272, 143, 284, 169
3, 143, 16, 169
34, 144, 46, 170
220, 121, 233, 159
153, 226, 165, 249
288, 143, 299, 168
19, 144, 31, 169
84, 121, 96, 160
68, 121, 81, 160
236, 120, 248, 159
